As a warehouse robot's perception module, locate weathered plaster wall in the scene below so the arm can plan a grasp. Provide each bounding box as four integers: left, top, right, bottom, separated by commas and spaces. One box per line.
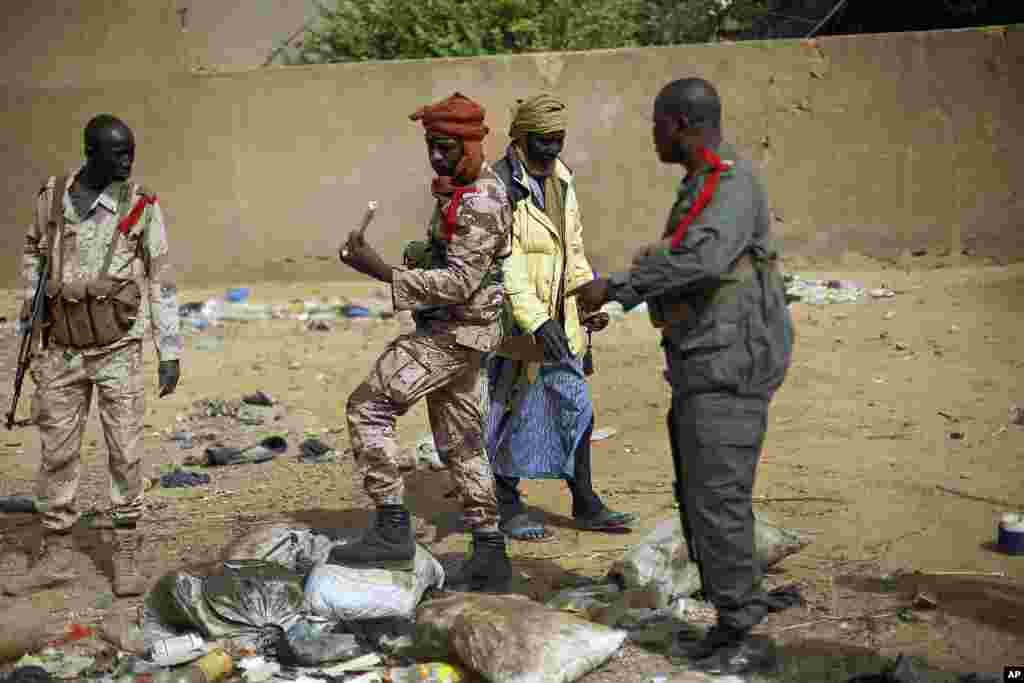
1, 9, 1020, 287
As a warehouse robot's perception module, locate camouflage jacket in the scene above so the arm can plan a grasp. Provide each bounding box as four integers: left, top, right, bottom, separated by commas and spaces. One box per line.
392, 162, 512, 352
20, 172, 183, 361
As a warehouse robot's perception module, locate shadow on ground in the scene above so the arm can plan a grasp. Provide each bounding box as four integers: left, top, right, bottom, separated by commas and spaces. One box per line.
837, 572, 1024, 638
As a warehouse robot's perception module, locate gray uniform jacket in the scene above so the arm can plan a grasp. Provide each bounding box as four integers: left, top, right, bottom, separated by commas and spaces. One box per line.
608, 142, 794, 400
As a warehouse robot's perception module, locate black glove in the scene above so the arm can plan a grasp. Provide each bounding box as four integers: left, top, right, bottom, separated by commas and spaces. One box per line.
158, 360, 180, 397
535, 319, 572, 363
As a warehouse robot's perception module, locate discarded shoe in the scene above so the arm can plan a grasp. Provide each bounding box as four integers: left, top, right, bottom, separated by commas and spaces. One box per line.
205, 436, 288, 466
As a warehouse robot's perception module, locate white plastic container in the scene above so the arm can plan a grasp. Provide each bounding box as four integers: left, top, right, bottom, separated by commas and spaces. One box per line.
149, 632, 206, 667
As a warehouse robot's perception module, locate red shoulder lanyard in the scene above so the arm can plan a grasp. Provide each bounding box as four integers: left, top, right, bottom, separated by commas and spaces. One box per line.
441, 186, 477, 241
669, 146, 731, 250
117, 194, 157, 235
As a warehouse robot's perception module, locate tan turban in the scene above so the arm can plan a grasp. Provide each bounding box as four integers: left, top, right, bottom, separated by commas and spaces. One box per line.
508, 93, 568, 140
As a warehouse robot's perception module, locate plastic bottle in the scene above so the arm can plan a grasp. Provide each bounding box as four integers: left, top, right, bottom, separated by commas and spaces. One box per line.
387, 662, 464, 682
149, 633, 206, 667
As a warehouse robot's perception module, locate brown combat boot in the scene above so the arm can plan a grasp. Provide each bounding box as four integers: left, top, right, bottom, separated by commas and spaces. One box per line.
111, 527, 147, 597
2, 530, 78, 596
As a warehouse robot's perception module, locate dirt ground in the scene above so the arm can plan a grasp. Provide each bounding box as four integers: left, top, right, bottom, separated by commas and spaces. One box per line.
1, 254, 1022, 681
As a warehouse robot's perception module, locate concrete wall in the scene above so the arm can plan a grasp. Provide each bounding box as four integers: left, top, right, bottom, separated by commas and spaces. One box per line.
2, 14, 1022, 288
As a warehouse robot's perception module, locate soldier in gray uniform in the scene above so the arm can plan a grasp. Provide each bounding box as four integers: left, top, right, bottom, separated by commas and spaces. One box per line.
573, 78, 794, 675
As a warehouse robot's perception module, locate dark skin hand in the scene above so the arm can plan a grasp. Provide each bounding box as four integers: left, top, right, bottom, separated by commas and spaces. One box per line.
339, 230, 393, 283
158, 359, 179, 397
339, 135, 466, 282
568, 277, 611, 312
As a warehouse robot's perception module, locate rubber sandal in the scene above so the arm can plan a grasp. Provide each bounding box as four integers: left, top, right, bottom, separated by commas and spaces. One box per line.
499, 512, 556, 543
575, 508, 637, 531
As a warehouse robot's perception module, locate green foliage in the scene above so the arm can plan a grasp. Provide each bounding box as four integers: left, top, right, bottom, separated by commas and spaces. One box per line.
274, 0, 770, 65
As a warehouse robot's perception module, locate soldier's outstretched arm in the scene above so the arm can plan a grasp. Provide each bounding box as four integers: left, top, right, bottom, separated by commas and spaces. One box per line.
392, 183, 510, 311
608, 177, 756, 311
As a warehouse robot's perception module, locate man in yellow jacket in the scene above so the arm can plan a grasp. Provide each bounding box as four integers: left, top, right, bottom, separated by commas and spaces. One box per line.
486, 94, 635, 542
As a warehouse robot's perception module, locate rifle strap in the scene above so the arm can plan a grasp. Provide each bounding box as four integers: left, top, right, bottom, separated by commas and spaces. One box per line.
46, 174, 69, 288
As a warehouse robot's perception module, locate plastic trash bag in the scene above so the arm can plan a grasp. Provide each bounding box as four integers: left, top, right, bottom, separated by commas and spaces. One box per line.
608, 514, 811, 608
415, 593, 626, 683
305, 544, 444, 621
228, 525, 339, 577
144, 560, 307, 654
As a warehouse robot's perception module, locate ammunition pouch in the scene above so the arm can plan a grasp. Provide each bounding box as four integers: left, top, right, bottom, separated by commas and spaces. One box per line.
45, 276, 141, 348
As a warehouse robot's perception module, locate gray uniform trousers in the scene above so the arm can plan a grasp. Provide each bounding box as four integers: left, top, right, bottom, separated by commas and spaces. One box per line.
662, 269, 793, 633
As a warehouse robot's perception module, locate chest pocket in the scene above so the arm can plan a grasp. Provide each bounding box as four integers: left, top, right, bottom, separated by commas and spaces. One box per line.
517, 205, 557, 256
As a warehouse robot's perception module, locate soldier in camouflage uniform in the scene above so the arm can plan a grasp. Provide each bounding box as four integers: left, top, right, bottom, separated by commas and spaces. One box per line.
4, 115, 182, 598
573, 79, 794, 675
332, 93, 514, 592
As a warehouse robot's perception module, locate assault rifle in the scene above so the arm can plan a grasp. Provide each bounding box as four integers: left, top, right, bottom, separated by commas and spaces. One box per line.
6, 254, 49, 430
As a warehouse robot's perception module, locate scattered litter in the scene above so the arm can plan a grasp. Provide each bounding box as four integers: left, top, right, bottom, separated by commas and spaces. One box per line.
282, 622, 362, 666
343, 304, 371, 318
169, 430, 196, 450
204, 436, 288, 466
236, 403, 276, 425
159, 467, 211, 489
591, 427, 618, 442
0, 495, 37, 514
14, 649, 94, 680
608, 515, 810, 607
1, 666, 52, 683
784, 274, 866, 304
318, 653, 384, 675
389, 662, 465, 682
145, 560, 307, 653
299, 438, 338, 464
226, 287, 251, 303
998, 512, 1024, 555
869, 288, 896, 299
193, 335, 224, 352
149, 632, 207, 667
238, 655, 281, 682
306, 544, 444, 621
416, 593, 626, 683
242, 391, 276, 407
307, 319, 332, 332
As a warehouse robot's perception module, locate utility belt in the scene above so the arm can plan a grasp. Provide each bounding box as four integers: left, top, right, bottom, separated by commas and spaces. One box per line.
39, 177, 144, 349
648, 252, 777, 329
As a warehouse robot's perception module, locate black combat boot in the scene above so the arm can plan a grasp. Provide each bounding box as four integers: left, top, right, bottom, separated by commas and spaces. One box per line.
447, 531, 513, 593
326, 505, 415, 571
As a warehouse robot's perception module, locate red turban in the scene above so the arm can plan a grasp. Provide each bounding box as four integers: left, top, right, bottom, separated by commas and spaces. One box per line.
410, 92, 489, 195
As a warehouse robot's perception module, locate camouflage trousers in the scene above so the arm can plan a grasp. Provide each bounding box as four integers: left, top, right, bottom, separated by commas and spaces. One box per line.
29, 341, 146, 532
347, 333, 499, 531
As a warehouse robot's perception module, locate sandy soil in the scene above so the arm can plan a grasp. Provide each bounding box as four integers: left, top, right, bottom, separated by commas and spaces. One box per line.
1, 255, 1022, 680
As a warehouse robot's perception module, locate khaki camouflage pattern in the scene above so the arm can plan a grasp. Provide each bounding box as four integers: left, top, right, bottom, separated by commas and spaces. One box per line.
347, 333, 499, 531
21, 173, 182, 361
391, 162, 512, 353
30, 342, 146, 531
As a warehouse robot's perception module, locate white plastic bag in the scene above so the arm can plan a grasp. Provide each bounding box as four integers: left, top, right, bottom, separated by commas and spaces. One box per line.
305, 544, 444, 621
415, 593, 626, 683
